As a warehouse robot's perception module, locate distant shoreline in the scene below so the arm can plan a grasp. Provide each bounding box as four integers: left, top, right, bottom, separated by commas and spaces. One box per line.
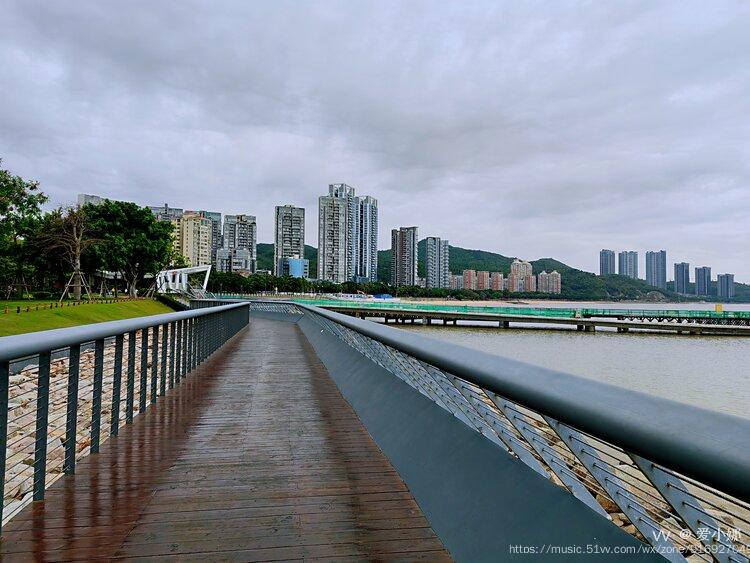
397, 297, 748, 310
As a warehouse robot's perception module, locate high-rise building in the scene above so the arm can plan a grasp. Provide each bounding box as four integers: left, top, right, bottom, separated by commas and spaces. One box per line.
450, 274, 464, 290
149, 203, 183, 222
77, 194, 106, 206
549, 271, 562, 294
186, 210, 222, 266
525, 274, 537, 292
220, 214, 257, 273
717, 274, 735, 300
618, 251, 639, 279
476, 271, 490, 290
695, 266, 711, 296
176, 212, 213, 267
358, 196, 378, 283
216, 248, 254, 273
538, 271, 562, 294
508, 259, 533, 292
318, 184, 378, 283
645, 250, 667, 289
674, 262, 690, 294
274, 205, 305, 276
462, 270, 477, 290
490, 272, 504, 291
425, 237, 450, 289
599, 250, 615, 276
391, 226, 418, 286
281, 257, 310, 278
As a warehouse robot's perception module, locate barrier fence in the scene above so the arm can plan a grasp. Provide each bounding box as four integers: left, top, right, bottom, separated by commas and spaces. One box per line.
0, 302, 249, 532
251, 300, 750, 563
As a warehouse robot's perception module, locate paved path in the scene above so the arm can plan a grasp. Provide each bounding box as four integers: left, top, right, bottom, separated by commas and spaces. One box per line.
0, 318, 450, 561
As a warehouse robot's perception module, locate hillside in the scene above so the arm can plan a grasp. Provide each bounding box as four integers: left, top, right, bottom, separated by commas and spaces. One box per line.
256, 241, 747, 301
379, 242, 680, 301
378, 242, 515, 281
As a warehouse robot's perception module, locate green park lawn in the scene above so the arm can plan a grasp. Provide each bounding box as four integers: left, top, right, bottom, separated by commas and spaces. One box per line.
0, 299, 174, 337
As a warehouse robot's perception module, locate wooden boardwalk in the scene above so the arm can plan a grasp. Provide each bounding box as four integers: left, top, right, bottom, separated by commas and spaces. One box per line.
0, 318, 450, 561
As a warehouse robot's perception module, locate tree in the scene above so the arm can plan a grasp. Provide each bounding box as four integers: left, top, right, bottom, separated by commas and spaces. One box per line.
0, 161, 47, 297
38, 207, 98, 301
85, 200, 174, 297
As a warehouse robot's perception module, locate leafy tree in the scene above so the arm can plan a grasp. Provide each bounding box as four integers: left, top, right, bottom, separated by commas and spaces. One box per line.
0, 161, 47, 297
85, 200, 174, 296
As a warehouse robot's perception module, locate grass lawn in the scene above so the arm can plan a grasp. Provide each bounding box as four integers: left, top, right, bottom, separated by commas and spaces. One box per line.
0, 299, 175, 337
2, 298, 124, 309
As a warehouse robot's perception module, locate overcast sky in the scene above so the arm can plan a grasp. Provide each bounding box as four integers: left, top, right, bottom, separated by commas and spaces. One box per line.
1, 1, 749, 280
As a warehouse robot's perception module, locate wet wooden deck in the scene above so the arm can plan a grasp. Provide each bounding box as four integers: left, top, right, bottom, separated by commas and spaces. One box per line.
0, 318, 450, 561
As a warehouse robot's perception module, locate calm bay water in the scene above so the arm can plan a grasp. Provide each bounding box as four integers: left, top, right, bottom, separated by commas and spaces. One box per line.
398, 302, 750, 419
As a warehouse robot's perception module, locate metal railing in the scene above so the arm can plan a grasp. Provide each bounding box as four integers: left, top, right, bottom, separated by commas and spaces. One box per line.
252, 300, 750, 563
0, 302, 249, 532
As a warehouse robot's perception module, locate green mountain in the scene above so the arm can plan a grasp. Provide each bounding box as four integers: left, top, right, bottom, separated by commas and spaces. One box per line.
377, 242, 515, 281
257, 243, 317, 274
378, 242, 681, 301
257, 240, 747, 301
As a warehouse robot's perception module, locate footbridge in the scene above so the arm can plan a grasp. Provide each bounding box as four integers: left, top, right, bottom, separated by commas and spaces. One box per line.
0, 301, 749, 561
282, 301, 750, 336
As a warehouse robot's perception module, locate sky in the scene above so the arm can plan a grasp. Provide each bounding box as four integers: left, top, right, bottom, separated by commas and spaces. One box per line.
1, 1, 749, 281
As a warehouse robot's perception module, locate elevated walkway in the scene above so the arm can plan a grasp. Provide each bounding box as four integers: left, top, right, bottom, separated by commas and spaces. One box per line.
0, 319, 449, 561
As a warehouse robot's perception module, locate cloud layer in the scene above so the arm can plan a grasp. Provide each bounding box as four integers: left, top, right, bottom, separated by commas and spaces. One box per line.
1, 1, 749, 279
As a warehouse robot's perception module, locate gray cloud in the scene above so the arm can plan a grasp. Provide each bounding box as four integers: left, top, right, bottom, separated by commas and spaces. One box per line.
1, 0, 749, 280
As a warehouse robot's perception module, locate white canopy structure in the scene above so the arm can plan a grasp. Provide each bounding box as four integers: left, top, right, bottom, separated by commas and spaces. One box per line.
156, 265, 212, 298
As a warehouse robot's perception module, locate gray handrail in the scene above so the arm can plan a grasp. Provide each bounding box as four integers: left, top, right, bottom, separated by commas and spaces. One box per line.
0, 302, 248, 363
277, 300, 750, 504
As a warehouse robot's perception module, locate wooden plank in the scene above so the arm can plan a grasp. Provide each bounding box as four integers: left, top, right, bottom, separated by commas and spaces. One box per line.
0, 318, 451, 561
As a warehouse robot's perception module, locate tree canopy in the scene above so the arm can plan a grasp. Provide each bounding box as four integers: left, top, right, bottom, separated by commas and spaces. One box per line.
84, 200, 174, 296
1, 162, 47, 295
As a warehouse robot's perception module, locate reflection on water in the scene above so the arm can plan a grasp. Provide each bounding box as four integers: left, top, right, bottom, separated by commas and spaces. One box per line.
399, 323, 750, 419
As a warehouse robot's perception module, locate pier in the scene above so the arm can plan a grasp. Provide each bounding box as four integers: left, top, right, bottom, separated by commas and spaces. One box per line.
1, 301, 749, 561
321, 304, 750, 336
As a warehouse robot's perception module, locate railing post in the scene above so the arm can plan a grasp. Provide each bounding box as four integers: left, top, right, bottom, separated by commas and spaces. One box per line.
150, 325, 158, 403
126, 331, 136, 423
174, 320, 181, 384
169, 321, 176, 390
33, 351, 51, 500
90, 339, 104, 454
160, 323, 167, 397
206, 314, 211, 357
208, 313, 214, 355
196, 317, 202, 365
64, 344, 81, 474
216, 312, 222, 348
187, 318, 194, 373
110, 334, 124, 436
139, 327, 148, 413
0, 360, 10, 532
202, 315, 207, 360
181, 318, 188, 380
209, 314, 213, 355
210, 313, 216, 354
191, 317, 197, 368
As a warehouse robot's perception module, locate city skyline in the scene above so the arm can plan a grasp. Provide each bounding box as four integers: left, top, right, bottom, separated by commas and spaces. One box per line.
2, 3, 749, 280
77, 193, 742, 295
84, 192, 746, 286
